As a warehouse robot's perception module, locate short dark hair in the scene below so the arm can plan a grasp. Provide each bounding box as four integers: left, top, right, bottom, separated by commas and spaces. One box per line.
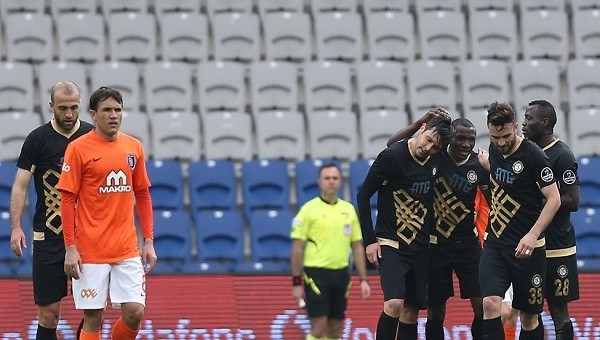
89, 86, 123, 111
318, 162, 341, 177
487, 101, 516, 126
528, 99, 557, 128
451, 117, 475, 130
424, 113, 453, 147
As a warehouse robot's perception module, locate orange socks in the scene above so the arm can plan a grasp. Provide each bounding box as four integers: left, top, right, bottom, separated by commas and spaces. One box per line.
111, 317, 140, 340
504, 325, 516, 340
79, 329, 101, 340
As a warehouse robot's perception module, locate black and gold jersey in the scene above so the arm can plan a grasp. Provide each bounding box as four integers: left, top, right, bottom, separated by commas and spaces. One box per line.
17, 120, 93, 257
486, 139, 556, 249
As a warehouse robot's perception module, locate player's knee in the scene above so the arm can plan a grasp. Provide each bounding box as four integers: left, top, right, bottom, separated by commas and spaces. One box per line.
122, 303, 145, 328
482, 296, 502, 316
37, 307, 60, 328
519, 312, 539, 331
427, 303, 446, 322
383, 299, 404, 317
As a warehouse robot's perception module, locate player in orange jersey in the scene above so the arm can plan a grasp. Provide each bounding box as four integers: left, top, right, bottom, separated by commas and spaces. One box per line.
58, 86, 157, 340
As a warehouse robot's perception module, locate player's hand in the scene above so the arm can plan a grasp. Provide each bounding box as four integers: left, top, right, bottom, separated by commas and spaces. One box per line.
64, 245, 83, 280
423, 107, 450, 123
292, 285, 305, 305
477, 148, 490, 172
10, 228, 27, 257
141, 239, 157, 274
515, 232, 537, 258
366, 243, 382, 266
360, 280, 371, 299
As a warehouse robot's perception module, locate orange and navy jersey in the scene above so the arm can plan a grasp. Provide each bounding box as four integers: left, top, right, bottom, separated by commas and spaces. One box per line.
57, 131, 151, 263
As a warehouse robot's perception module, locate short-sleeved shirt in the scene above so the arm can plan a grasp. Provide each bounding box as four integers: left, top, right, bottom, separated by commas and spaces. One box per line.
291, 196, 362, 270
486, 139, 556, 249
17, 120, 94, 259
57, 131, 151, 264
357, 139, 438, 253
431, 148, 489, 244
543, 138, 579, 253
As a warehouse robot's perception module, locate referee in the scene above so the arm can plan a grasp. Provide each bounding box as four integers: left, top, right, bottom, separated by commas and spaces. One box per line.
291, 162, 371, 340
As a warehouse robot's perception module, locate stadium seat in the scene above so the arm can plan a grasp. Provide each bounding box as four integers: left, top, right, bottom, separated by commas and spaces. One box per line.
5, 13, 53, 64
197, 61, 246, 116
307, 111, 359, 160
243, 209, 294, 273
194, 210, 245, 273
0, 62, 35, 113
250, 61, 299, 115
303, 61, 352, 113
469, 10, 518, 63
460, 60, 510, 118
359, 110, 406, 159
262, 12, 312, 64
211, 13, 261, 64
38, 62, 89, 121
188, 159, 237, 212
512, 60, 561, 114
519, 0, 565, 12
242, 159, 290, 217
573, 9, 600, 60
572, 0, 600, 11
520, 10, 569, 70
0, 0, 45, 17
143, 61, 194, 114
0, 113, 42, 161
90, 62, 141, 112
153, 0, 200, 18
0, 211, 32, 277
349, 158, 377, 210
0, 161, 17, 212
108, 12, 157, 63
314, 12, 363, 63
467, 0, 513, 12
569, 109, 600, 157
365, 11, 415, 63
151, 210, 196, 274
145, 159, 184, 211
363, 0, 410, 13
257, 0, 304, 16
572, 207, 599, 239
255, 111, 307, 161
406, 60, 457, 115
205, 0, 253, 17
120, 111, 151, 156
56, 13, 106, 64
202, 112, 254, 161
552, 109, 570, 145
567, 59, 600, 113
310, 0, 358, 13
50, 0, 97, 17
577, 156, 600, 206
295, 158, 342, 207
101, 0, 148, 17
355, 61, 406, 118
418, 11, 467, 62
159, 13, 209, 65
414, 0, 461, 12
150, 111, 201, 161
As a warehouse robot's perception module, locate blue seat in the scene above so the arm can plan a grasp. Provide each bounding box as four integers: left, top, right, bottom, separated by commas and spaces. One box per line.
349, 158, 377, 209
576, 233, 600, 271
194, 210, 245, 273
145, 159, 184, 211
188, 159, 237, 212
0, 160, 17, 213
246, 209, 293, 273
242, 159, 290, 217
572, 207, 598, 239
578, 156, 600, 207
295, 158, 341, 207
151, 210, 196, 274
0, 211, 31, 277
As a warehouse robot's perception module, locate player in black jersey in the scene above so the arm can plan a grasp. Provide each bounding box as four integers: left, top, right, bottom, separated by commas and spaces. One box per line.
357, 112, 452, 340
477, 101, 561, 340
387, 110, 490, 340
522, 100, 580, 340
10, 81, 94, 340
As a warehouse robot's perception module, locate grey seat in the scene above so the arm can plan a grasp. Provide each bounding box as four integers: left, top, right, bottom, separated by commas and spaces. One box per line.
314, 12, 363, 63
519, 0, 565, 12
255, 111, 306, 161
363, 0, 410, 13
202, 112, 254, 161
90, 62, 141, 112
143, 61, 193, 114
469, 11, 518, 63
511, 60, 561, 115
573, 9, 600, 60
159, 13, 209, 65
57, 13, 106, 64
212, 12, 261, 64
153, 0, 200, 18
521, 10, 569, 70
0, 62, 35, 113
418, 11, 467, 62
366, 11, 415, 63
569, 108, 600, 157
0, 0, 45, 17
101, 0, 147, 17
108, 12, 157, 63
567, 58, 600, 113
5, 13, 54, 64
303, 61, 352, 113
406, 60, 457, 115
0, 113, 42, 161
250, 61, 299, 115
205, 0, 253, 17
257, 0, 304, 16
262, 12, 312, 63
310, 0, 357, 13
197, 61, 246, 116
467, 0, 513, 12
460, 60, 510, 115
414, 0, 461, 13
307, 111, 358, 160
50, 0, 97, 17
120, 110, 152, 156
151, 111, 201, 161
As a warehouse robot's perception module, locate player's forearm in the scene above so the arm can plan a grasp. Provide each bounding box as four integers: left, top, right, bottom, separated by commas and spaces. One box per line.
9, 187, 27, 230
531, 194, 561, 238
135, 188, 154, 240
352, 242, 369, 280
60, 190, 77, 246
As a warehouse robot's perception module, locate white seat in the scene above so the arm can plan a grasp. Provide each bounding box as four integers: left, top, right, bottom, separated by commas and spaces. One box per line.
573, 9, 600, 60
460, 60, 510, 113
303, 61, 353, 113
205, 0, 253, 17
360, 110, 408, 159
197, 61, 246, 116
143, 61, 193, 114
310, 0, 358, 13
121, 110, 152, 156
90, 62, 141, 112
255, 111, 306, 161
153, 0, 200, 18
257, 0, 303, 16
0, 62, 35, 113
414, 0, 461, 12
418, 11, 467, 62
108, 12, 157, 63
5, 13, 54, 64
469, 11, 518, 63
467, 0, 513, 12
366, 11, 415, 63
56, 13, 106, 64
571, 0, 600, 11
0, 0, 45, 17
37, 62, 89, 121
519, 0, 565, 12
314, 12, 363, 63
159, 13, 209, 65
511, 60, 561, 115
406, 60, 457, 115
307, 111, 358, 160
262, 12, 312, 63
363, 0, 410, 13
202, 112, 254, 161
356, 61, 406, 116
250, 61, 298, 115
101, 0, 148, 17
211, 13, 261, 64
569, 108, 600, 157
520, 10, 569, 70
50, 0, 97, 17
151, 111, 201, 161
0, 112, 42, 161
552, 109, 570, 145
567, 58, 600, 113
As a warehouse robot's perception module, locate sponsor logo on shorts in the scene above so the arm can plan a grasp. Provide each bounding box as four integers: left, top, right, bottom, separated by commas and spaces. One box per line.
558, 265, 568, 278
80, 288, 98, 298
531, 274, 542, 288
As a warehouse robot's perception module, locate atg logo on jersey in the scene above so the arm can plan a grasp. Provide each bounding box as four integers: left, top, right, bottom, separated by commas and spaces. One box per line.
99, 170, 132, 193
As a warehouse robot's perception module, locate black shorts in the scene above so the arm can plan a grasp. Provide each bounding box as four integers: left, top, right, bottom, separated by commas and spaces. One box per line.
545, 254, 580, 304
304, 267, 350, 319
378, 246, 428, 310
32, 250, 68, 305
479, 245, 546, 314
428, 238, 481, 305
